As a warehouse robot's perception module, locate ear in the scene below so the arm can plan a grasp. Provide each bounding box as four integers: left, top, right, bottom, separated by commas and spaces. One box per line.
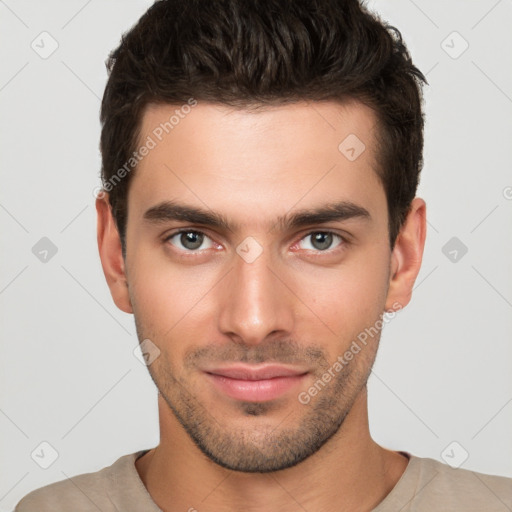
385, 197, 427, 311
96, 194, 133, 314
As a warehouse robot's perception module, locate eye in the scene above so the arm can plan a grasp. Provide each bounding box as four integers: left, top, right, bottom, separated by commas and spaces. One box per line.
297, 231, 344, 252
165, 230, 215, 251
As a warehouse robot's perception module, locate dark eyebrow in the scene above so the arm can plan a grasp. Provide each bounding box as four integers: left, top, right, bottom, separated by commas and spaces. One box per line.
274, 201, 371, 232
143, 201, 233, 230
143, 199, 371, 232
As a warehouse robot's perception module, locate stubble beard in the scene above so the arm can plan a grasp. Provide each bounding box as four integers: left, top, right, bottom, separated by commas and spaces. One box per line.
142, 337, 378, 473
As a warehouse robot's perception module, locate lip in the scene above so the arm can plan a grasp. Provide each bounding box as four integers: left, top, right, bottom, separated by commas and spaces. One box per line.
203, 364, 309, 402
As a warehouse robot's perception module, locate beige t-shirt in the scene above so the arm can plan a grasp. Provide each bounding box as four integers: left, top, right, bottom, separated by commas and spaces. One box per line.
15, 450, 512, 511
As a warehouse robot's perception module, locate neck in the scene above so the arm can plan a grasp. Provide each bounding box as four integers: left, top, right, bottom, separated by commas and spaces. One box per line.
136, 388, 408, 512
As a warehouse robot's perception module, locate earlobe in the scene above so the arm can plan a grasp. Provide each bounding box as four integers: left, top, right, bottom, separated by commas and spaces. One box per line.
96, 194, 133, 314
385, 198, 427, 312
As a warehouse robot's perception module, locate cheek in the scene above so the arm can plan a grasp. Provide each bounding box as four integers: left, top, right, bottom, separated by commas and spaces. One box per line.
127, 248, 222, 339
292, 249, 390, 341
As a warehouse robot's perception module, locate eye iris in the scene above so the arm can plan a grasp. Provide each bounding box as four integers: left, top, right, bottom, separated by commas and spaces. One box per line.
181, 231, 203, 250
311, 232, 333, 251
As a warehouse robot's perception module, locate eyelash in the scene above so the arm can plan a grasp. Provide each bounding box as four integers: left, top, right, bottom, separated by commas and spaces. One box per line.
163, 229, 348, 256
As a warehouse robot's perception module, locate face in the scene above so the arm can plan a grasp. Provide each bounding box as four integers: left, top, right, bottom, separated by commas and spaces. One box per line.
98, 100, 423, 473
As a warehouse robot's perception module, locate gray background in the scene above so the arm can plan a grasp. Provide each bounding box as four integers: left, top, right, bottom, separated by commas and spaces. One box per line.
1, 0, 511, 509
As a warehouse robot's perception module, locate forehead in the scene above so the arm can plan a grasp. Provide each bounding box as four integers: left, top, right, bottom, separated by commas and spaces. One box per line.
128, 100, 386, 230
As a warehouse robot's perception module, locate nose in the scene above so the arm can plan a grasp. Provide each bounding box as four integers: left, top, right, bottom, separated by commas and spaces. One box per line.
217, 245, 295, 346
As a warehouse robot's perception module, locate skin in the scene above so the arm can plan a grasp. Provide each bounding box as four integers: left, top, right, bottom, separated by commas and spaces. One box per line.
96, 100, 426, 512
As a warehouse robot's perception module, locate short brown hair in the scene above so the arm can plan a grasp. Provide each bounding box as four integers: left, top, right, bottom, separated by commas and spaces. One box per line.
100, 0, 427, 254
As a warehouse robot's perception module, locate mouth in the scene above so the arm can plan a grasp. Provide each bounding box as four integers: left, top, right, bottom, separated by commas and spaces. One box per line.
203, 364, 309, 402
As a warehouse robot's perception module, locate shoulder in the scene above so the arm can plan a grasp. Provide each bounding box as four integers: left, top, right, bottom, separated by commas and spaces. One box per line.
389, 455, 512, 510
14, 452, 141, 512
421, 456, 512, 497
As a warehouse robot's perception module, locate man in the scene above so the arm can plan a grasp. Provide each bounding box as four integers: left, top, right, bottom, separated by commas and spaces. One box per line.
15, 0, 512, 510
